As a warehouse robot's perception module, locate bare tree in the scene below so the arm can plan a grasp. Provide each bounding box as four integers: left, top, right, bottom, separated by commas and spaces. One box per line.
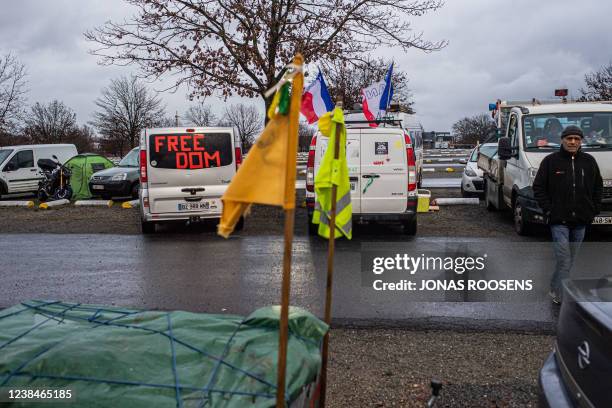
580, 62, 612, 101
90, 75, 165, 156
322, 58, 414, 111
85, 0, 446, 112
0, 52, 28, 133
24, 100, 77, 144
452, 114, 496, 145
184, 101, 217, 126
221, 103, 263, 151
65, 124, 96, 152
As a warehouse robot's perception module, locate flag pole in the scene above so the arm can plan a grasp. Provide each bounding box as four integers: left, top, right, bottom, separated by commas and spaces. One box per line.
276, 54, 303, 408
319, 100, 343, 407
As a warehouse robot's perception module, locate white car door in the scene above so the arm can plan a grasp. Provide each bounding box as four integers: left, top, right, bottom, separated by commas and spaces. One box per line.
3, 149, 39, 193
359, 129, 408, 213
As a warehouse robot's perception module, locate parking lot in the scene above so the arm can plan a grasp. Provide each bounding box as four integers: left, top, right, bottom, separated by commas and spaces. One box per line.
0, 148, 570, 406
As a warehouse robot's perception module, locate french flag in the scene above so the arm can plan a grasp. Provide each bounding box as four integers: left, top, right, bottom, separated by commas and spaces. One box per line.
362, 63, 394, 127
301, 69, 334, 124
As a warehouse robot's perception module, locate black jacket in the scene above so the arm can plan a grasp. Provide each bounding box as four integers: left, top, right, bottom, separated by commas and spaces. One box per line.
533, 146, 603, 226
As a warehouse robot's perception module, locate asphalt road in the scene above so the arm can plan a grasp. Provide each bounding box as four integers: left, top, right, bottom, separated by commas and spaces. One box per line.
5, 231, 607, 333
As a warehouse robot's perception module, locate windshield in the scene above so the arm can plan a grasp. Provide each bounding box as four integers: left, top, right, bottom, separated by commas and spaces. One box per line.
471, 145, 496, 161
118, 148, 139, 167
0, 149, 13, 164
523, 112, 612, 151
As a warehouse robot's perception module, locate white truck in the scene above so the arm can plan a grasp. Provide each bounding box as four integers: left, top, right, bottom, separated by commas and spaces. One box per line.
478, 102, 612, 235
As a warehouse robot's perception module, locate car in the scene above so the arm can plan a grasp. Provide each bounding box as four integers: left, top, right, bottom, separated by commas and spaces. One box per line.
0, 144, 77, 199
306, 113, 419, 235
89, 147, 140, 200
539, 278, 612, 408
139, 126, 243, 234
460, 143, 497, 197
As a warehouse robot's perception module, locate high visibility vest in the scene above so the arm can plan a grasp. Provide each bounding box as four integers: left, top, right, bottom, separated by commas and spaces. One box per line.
312, 109, 352, 239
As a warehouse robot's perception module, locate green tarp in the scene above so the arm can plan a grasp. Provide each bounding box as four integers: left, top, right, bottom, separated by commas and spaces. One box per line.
0, 301, 327, 407
65, 154, 115, 200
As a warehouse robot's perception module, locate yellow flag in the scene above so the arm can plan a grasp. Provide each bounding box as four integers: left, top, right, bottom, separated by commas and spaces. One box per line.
218, 54, 304, 238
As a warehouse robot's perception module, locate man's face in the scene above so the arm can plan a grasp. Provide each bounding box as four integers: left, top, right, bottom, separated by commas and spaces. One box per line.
562, 135, 582, 154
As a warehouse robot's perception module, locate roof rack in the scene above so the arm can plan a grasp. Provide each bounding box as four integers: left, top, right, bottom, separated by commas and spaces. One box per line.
345, 118, 403, 128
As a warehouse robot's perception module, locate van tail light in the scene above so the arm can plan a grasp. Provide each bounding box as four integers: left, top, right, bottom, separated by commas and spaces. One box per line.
306, 135, 317, 192
139, 149, 148, 183
405, 133, 417, 192
235, 147, 242, 170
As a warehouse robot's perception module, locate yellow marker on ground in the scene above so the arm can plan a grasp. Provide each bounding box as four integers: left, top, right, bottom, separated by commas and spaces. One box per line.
446, 167, 455, 172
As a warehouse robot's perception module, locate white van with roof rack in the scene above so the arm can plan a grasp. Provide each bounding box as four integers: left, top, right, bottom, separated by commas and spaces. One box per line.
305, 111, 422, 235
139, 127, 243, 233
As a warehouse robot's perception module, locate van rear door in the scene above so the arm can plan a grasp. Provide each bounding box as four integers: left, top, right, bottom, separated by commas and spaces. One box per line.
359, 128, 408, 213
146, 129, 235, 214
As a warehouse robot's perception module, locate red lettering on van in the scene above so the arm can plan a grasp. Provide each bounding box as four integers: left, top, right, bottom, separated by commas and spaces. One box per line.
167, 136, 179, 152
154, 137, 165, 153
189, 152, 204, 169
193, 135, 205, 151
180, 135, 192, 152
176, 152, 188, 169
204, 151, 221, 167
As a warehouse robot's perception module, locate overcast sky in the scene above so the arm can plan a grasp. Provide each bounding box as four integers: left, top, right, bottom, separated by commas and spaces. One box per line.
1, 0, 611, 132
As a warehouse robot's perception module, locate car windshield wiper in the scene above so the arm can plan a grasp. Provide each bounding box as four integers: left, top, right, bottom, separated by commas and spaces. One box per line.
583, 144, 605, 148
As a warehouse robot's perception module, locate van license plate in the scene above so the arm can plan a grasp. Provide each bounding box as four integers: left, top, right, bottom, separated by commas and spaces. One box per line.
178, 200, 219, 212
92, 185, 104, 190
593, 216, 612, 225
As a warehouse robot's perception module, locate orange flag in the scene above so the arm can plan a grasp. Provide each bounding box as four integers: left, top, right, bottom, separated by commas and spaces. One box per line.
218, 54, 304, 238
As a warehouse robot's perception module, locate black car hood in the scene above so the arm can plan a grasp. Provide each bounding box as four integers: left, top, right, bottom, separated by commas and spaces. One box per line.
92, 166, 139, 177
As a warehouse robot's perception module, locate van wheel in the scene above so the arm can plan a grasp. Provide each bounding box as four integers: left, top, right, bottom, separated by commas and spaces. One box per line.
141, 221, 156, 234
513, 202, 532, 236
403, 219, 417, 235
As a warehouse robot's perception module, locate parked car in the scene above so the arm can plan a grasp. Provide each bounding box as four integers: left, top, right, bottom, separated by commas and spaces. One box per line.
139, 127, 243, 234
0, 144, 77, 199
539, 278, 612, 407
461, 143, 497, 197
306, 114, 419, 235
89, 147, 140, 200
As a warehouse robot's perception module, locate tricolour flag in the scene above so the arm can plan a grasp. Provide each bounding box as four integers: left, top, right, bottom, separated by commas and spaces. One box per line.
218, 56, 304, 238
301, 69, 334, 124
361, 63, 394, 127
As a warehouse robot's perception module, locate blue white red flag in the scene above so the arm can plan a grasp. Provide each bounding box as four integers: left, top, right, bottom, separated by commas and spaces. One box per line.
361, 63, 394, 128
301, 69, 334, 124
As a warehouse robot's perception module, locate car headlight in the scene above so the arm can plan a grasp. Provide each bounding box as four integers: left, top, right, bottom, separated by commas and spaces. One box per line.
464, 168, 477, 177
111, 173, 127, 181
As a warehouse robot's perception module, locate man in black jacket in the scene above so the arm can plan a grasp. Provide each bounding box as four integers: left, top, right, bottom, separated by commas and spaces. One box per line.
533, 125, 603, 304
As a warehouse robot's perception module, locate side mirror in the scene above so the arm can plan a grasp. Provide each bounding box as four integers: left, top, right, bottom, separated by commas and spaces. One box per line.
498, 137, 512, 160
52, 155, 58, 160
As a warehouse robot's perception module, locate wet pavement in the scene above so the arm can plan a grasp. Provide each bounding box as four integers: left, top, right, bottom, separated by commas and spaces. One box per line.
0, 232, 567, 332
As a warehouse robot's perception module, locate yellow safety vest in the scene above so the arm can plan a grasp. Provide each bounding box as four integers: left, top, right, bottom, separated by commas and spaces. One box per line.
312, 108, 352, 239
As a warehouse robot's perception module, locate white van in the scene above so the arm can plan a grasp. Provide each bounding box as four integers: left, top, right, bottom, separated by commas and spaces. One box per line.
139, 127, 242, 233
0, 144, 77, 198
305, 115, 419, 235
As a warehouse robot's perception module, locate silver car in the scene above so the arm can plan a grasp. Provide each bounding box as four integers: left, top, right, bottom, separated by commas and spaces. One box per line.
461, 143, 497, 197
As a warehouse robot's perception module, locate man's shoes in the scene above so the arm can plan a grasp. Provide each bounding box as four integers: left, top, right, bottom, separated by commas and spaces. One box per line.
549, 291, 561, 305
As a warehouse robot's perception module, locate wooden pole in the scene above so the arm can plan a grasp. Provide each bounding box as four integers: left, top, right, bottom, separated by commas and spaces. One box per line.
319, 101, 343, 406
276, 53, 303, 408
276, 207, 295, 408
